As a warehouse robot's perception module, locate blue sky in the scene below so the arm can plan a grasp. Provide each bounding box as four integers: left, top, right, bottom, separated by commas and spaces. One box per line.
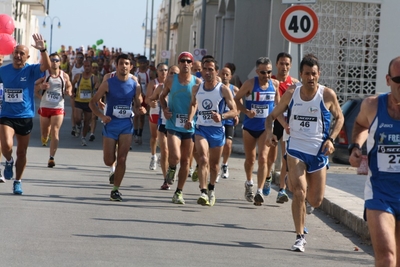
38, 0, 163, 54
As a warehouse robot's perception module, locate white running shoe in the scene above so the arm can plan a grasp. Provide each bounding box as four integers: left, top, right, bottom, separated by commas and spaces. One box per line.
291, 236, 307, 252
149, 155, 157, 170
221, 164, 229, 179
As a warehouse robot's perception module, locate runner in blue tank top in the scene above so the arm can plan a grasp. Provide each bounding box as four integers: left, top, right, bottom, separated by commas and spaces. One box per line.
349, 56, 400, 266
89, 54, 145, 202
159, 52, 202, 205
0, 34, 51, 194
266, 55, 344, 252
234, 57, 280, 207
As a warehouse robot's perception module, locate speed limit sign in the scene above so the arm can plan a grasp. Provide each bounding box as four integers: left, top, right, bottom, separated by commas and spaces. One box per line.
279, 5, 318, 44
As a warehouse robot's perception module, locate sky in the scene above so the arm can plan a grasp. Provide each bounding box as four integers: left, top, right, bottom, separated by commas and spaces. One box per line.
38, 0, 163, 55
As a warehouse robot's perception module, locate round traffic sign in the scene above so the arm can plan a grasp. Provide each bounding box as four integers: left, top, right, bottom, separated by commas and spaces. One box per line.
161, 50, 167, 58
279, 5, 318, 44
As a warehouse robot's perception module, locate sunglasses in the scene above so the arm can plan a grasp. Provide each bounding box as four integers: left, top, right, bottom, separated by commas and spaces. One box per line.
259, 70, 272, 75
180, 59, 192, 64
159, 69, 168, 72
51, 59, 60, 62
389, 75, 400, 84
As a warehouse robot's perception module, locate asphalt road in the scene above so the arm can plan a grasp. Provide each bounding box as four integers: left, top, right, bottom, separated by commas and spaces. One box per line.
0, 100, 374, 267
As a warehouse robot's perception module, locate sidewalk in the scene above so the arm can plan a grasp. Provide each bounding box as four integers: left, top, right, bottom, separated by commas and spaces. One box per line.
231, 126, 369, 240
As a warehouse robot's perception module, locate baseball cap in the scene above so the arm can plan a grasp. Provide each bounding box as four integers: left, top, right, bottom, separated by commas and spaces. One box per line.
178, 51, 194, 62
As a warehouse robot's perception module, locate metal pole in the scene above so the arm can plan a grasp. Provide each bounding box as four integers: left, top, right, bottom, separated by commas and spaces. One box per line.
200, 0, 206, 49
166, 0, 172, 65
144, 0, 148, 57
50, 23, 53, 53
149, 0, 154, 61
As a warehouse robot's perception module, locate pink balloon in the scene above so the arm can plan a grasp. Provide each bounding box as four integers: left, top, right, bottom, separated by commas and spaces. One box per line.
0, 14, 15, 34
0, 33, 16, 55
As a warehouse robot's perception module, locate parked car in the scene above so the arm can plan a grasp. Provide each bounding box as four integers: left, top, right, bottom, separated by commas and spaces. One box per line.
332, 97, 367, 164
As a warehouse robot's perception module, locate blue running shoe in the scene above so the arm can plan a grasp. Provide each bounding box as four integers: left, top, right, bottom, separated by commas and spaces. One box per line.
4, 160, 14, 180
262, 178, 272, 196
13, 181, 23, 195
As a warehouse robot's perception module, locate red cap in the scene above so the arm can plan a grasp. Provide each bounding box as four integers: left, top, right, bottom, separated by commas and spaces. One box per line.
178, 51, 193, 62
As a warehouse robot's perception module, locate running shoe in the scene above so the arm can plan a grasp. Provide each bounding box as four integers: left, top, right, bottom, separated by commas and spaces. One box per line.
160, 181, 170, 190
244, 182, 254, 202
109, 172, 115, 185
75, 126, 81, 137
13, 181, 23, 195
306, 200, 314, 214
71, 126, 76, 136
191, 167, 199, 182
172, 191, 185, 204
276, 189, 289, 203
48, 159, 55, 168
254, 192, 264, 206
291, 236, 307, 252
304, 226, 309, 234
0, 173, 5, 183
89, 134, 95, 141
165, 167, 176, 185
4, 160, 14, 180
221, 164, 229, 179
81, 137, 87, 146
149, 155, 157, 170
41, 136, 48, 146
208, 190, 216, 207
188, 167, 193, 178
197, 192, 209, 206
110, 190, 122, 201
262, 178, 272, 196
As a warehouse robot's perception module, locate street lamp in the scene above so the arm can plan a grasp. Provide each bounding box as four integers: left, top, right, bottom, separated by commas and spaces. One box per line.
42, 16, 61, 53
142, 19, 148, 57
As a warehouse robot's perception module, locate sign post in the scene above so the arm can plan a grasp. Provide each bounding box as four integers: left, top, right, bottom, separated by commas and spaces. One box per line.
279, 5, 318, 77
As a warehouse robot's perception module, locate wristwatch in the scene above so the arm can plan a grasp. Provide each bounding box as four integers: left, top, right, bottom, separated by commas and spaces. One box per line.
348, 143, 361, 155
40, 48, 47, 53
221, 114, 225, 120
327, 137, 335, 144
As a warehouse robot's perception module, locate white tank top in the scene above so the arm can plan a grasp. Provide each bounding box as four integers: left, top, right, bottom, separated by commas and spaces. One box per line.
149, 79, 161, 116
195, 82, 224, 127
71, 64, 84, 87
40, 70, 66, 109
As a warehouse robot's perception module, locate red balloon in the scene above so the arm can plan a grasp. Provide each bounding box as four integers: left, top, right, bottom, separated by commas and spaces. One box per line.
0, 14, 15, 34
0, 33, 16, 55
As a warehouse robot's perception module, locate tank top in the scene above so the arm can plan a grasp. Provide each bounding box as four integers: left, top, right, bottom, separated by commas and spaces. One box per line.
287, 84, 331, 156
365, 93, 400, 202
75, 74, 95, 103
149, 79, 160, 116
196, 82, 224, 127
71, 64, 84, 86
223, 84, 236, 126
243, 77, 275, 131
105, 76, 136, 120
60, 61, 69, 73
136, 69, 150, 95
272, 75, 294, 97
40, 70, 66, 109
166, 74, 197, 133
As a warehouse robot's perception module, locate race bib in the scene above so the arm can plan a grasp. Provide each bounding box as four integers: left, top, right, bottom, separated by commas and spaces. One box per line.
377, 145, 400, 172
80, 89, 91, 99
175, 114, 188, 127
198, 110, 217, 125
46, 91, 61, 102
251, 104, 268, 118
112, 105, 132, 118
5, 88, 23, 103
292, 115, 318, 133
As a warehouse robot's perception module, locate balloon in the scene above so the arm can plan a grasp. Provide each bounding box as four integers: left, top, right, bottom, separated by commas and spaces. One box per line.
96, 39, 103, 45
0, 14, 15, 34
0, 33, 16, 55
92, 44, 97, 50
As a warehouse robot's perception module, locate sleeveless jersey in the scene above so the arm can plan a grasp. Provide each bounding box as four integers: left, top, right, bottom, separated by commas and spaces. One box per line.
105, 76, 137, 120
149, 79, 161, 116
272, 75, 294, 97
287, 84, 331, 156
365, 93, 400, 202
223, 84, 235, 126
242, 77, 275, 131
136, 69, 150, 95
166, 74, 197, 133
0, 63, 43, 118
196, 82, 225, 127
71, 64, 84, 85
60, 61, 69, 73
75, 74, 95, 103
40, 70, 66, 109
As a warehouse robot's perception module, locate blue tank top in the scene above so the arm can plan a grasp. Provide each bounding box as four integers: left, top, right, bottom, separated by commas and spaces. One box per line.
365, 93, 400, 202
166, 74, 197, 133
0, 63, 43, 118
243, 77, 275, 131
105, 76, 136, 121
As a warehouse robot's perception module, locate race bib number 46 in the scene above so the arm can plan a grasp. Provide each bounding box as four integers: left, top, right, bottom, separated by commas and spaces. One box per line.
292, 115, 318, 133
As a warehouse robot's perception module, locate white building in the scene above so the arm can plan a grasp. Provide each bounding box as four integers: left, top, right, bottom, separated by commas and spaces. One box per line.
155, 0, 399, 103
0, 0, 47, 65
